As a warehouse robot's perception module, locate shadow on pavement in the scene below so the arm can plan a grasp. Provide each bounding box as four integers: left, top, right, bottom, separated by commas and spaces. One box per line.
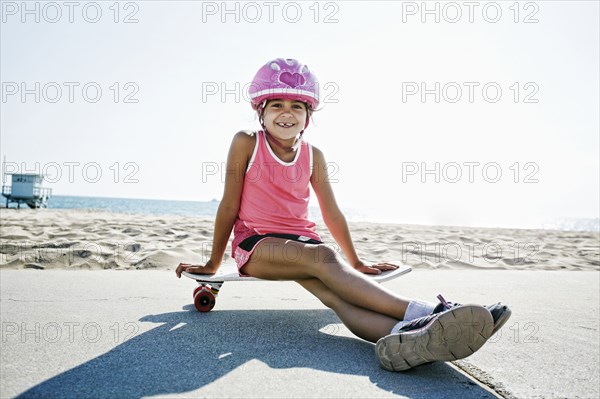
16, 308, 494, 398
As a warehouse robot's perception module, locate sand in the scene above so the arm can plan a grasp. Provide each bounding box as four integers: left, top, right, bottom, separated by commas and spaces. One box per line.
0, 208, 598, 271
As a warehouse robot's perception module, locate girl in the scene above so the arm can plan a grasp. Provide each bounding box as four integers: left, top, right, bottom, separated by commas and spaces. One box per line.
176, 58, 511, 371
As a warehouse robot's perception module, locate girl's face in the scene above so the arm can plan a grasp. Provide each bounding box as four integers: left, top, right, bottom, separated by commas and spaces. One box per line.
261, 99, 308, 141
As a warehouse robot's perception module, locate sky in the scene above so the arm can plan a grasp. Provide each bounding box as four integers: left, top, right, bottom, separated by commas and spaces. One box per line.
1, 1, 599, 229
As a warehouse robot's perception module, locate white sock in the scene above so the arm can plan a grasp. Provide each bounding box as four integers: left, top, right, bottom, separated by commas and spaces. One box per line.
390, 299, 436, 334
404, 299, 436, 320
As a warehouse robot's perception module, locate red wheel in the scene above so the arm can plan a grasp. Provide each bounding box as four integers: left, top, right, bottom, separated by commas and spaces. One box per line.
194, 289, 216, 312
193, 284, 212, 298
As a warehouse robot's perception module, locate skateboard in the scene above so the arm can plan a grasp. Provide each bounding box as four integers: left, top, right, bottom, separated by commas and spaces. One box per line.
182, 262, 412, 312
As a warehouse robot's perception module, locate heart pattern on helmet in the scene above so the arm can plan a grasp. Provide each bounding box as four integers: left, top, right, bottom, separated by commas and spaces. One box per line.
279, 72, 306, 88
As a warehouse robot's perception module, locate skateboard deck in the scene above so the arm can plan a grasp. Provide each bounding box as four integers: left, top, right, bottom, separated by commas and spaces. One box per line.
182, 261, 412, 312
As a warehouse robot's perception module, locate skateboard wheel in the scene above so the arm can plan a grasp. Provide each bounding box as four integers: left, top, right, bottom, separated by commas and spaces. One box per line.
193, 284, 213, 298
194, 290, 216, 312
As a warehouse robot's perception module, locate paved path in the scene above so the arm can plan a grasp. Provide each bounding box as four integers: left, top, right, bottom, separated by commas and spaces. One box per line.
1, 270, 598, 398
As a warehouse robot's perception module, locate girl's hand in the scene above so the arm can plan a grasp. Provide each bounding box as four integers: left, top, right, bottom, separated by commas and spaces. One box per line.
354, 260, 399, 275
175, 259, 219, 278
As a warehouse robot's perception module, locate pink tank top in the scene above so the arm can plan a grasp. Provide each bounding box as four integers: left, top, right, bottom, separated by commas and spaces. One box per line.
231, 131, 321, 254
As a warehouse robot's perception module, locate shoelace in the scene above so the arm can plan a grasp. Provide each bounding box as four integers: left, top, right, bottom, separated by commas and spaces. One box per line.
437, 295, 506, 325
437, 294, 450, 309
434, 294, 461, 313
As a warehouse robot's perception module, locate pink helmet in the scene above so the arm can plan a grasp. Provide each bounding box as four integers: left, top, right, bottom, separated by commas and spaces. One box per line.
249, 58, 320, 111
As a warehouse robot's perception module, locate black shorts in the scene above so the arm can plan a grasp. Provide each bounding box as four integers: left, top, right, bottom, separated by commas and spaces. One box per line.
239, 233, 323, 252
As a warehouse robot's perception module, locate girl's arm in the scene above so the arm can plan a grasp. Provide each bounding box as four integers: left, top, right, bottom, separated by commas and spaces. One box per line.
310, 147, 397, 275
176, 131, 254, 277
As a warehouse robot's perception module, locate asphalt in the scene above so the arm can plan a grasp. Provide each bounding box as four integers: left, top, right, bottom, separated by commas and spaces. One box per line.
1, 269, 598, 399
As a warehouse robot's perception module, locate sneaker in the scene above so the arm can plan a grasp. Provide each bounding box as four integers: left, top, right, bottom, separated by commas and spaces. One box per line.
432, 294, 512, 335
485, 302, 512, 335
375, 304, 494, 372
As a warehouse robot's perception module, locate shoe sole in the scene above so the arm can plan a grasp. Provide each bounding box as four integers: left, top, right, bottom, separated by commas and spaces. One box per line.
376, 305, 494, 371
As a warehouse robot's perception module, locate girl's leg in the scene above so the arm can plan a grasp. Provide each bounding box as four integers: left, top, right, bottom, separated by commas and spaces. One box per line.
240, 238, 411, 320
296, 278, 398, 343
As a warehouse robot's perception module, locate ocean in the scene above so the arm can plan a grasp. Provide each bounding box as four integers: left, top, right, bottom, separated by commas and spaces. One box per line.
31, 195, 599, 233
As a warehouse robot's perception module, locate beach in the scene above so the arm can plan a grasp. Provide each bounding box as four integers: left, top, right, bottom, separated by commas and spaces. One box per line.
1, 208, 599, 398
1, 209, 598, 272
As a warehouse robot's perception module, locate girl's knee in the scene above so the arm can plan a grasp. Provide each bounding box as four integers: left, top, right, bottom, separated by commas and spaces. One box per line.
303, 244, 342, 271
311, 245, 353, 279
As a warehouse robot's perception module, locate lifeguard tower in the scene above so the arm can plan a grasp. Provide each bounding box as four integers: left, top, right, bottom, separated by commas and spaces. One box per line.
2, 173, 52, 209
